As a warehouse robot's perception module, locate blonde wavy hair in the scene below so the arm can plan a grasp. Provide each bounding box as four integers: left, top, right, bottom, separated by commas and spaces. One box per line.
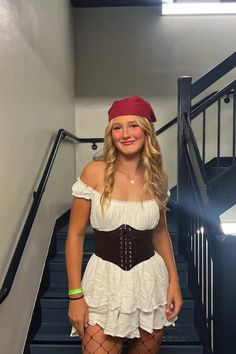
94, 116, 169, 212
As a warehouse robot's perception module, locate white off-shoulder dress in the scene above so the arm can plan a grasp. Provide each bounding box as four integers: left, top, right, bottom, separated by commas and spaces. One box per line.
70, 178, 176, 339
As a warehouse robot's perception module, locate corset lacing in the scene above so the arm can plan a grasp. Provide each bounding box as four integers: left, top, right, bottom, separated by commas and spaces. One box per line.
94, 224, 155, 271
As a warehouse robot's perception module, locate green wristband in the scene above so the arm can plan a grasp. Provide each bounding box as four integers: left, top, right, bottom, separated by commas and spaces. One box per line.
68, 287, 83, 296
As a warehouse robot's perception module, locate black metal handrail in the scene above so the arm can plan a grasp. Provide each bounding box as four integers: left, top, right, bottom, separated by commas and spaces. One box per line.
0, 129, 101, 304
182, 115, 220, 352
182, 115, 236, 354
183, 116, 210, 200
178, 73, 236, 354
191, 80, 236, 119
184, 115, 223, 228
192, 52, 236, 98
156, 91, 217, 135
0, 90, 217, 305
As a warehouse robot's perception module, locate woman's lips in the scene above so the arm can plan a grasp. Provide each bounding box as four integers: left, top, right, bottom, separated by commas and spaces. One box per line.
122, 141, 135, 145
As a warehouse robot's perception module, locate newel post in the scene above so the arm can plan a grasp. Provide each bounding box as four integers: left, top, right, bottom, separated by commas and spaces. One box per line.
177, 76, 192, 255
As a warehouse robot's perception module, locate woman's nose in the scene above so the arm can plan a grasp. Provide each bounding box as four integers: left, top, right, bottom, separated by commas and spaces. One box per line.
122, 126, 130, 138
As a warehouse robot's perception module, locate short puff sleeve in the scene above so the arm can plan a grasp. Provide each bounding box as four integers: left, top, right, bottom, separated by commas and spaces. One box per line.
72, 178, 93, 200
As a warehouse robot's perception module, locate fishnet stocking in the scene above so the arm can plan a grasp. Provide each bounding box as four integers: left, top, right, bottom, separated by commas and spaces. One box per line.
83, 324, 123, 354
128, 328, 164, 354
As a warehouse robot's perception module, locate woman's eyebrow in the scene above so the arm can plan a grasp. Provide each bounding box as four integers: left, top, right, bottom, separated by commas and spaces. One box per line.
112, 120, 137, 126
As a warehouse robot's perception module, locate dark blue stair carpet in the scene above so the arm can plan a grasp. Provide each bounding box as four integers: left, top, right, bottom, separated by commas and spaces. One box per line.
29, 343, 203, 354
30, 323, 201, 344
28, 324, 203, 354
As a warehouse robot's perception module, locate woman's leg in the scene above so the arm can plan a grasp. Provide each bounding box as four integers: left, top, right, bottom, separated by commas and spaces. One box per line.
128, 328, 164, 354
83, 324, 124, 354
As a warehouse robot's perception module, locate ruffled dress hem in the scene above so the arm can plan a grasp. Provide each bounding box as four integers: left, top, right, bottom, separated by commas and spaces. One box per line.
70, 252, 177, 339
70, 311, 176, 339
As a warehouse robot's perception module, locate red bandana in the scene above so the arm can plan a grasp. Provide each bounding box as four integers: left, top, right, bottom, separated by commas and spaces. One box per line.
108, 96, 157, 123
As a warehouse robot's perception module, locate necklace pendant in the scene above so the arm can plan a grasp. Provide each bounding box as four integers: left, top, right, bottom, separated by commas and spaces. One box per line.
130, 179, 135, 184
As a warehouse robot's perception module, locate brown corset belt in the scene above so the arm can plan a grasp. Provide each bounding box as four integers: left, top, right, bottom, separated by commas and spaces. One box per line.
93, 224, 155, 271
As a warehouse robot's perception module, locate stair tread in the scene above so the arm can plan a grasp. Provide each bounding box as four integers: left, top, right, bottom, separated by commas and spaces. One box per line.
50, 253, 92, 263
39, 297, 194, 308
28, 344, 204, 354
41, 286, 193, 300
29, 343, 203, 349
50, 253, 187, 264
47, 259, 188, 273
57, 225, 94, 235
205, 156, 233, 168
31, 324, 201, 344
58, 224, 180, 236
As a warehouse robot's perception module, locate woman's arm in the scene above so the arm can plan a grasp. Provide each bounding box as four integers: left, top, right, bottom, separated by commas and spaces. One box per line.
65, 197, 91, 295
66, 161, 99, 293
65, 197, 91, 338
65, 162, 97, 338
152, 210, 183, 320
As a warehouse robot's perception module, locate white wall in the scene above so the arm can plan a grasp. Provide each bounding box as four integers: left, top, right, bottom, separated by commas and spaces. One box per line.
74, 6, 236, 187
0, 1, 75, 353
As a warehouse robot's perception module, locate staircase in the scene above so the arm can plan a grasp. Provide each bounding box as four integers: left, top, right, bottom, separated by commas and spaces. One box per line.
170, 156, 236, 214
18, 52, 236, 354
177, 69, 236, 354
24, 207, 204, 354
205, 157, 236, 215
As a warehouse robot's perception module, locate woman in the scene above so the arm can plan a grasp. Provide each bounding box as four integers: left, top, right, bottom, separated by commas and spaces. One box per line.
65, 96, 183, 354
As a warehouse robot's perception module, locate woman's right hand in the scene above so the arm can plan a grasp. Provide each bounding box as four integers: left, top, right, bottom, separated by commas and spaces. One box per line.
68, 297, 89, 338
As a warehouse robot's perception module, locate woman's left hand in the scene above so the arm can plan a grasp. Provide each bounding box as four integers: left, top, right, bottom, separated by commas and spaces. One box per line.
166, 279, 183, 320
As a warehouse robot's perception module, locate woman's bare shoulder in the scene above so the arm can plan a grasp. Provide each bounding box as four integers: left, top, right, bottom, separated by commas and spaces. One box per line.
80, 160, 106, 189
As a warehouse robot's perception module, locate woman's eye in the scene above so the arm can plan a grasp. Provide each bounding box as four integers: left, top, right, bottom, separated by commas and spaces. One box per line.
130, 124, 138, 128
113, 126, 121, 131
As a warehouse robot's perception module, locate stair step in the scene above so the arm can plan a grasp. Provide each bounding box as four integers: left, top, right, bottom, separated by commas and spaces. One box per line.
56, 225, 93, 235
55, 235, 95, 254
159, 345, 203, 354
50, 252, 186, 264
205, 156, 233, 168
34, 298, 194, 325
57, 226, 179, 240
204, 156, 234, 180
45, 256, 188, 287
30, 323, 201, 344
206, 166, 227, 179
41, 284, 192, 300
49, 253, 92, 263
55, 230, 180, 254
29, 343, 203, 354
166, 209, 178, 233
